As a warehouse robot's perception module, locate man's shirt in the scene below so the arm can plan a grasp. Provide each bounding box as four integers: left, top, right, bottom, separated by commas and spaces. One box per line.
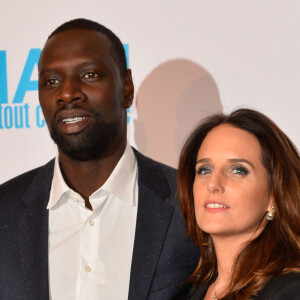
47, 144, 138, 300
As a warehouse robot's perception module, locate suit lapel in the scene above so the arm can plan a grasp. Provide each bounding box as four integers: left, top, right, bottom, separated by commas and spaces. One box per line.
128, 150, 175, 300
20, 159, 54, 299
11, 152, 174, 299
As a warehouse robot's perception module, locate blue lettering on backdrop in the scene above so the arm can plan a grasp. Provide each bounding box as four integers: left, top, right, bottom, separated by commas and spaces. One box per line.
0, 51, 8, 104
14, 106, 23, 128
124, 44, 129, 68
36, 105, 45, 128
4, 106, 13, 128
0, 106, 3, 128
24, 103, 30, 128
0, 104, 30, 129
123, 44, 131, 124
13, 48, 41, 103
0, 44, 130, 129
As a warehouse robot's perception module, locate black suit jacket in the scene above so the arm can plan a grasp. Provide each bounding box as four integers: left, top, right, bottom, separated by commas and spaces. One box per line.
0, 149, 199, 300
187, 272, 300, 300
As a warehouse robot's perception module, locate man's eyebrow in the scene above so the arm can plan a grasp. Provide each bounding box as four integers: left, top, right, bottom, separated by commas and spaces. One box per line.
80, 61, 102, 67
39, 68, 55, 75
39, 61, 105, 75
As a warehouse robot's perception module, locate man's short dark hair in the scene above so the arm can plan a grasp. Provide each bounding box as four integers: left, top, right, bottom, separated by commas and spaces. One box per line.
47, 18, 127, 75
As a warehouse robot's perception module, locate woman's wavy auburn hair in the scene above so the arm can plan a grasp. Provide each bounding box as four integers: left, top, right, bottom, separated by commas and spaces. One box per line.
178, 108, 300, 299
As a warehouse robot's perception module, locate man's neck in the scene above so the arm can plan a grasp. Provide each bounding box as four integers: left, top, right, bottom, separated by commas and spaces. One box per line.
58, 142, 127, 203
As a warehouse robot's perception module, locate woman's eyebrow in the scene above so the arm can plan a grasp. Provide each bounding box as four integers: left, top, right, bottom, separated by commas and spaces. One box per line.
227, 158, 255, 169
195, 158, 210, 165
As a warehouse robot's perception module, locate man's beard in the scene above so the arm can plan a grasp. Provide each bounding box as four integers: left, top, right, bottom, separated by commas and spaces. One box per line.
50, 108, 121, 161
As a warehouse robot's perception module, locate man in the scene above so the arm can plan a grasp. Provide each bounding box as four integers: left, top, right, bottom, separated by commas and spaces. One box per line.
0, 19, 199, 300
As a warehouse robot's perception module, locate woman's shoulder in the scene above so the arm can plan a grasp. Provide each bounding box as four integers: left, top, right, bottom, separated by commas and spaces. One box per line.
254, 272, 300, 300
182, 273, 300, 300
182, 283, 209, 300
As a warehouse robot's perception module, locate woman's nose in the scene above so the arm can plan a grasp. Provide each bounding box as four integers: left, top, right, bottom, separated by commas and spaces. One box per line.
207, 171, 225, 193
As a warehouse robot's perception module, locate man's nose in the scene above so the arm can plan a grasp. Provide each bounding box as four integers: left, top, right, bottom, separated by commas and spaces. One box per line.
207, 171, 225, 194
57, 78, 85, 104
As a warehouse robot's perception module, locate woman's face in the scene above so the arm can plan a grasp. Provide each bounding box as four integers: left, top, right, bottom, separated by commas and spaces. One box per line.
193, 124, 273, 240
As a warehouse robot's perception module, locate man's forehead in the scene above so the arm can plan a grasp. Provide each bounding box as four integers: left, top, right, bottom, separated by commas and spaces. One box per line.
45, 29, 110, 49
39, 30, 113, 65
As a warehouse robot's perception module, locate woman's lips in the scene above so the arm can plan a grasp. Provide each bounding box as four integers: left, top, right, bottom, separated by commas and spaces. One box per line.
204, 201, 230, 213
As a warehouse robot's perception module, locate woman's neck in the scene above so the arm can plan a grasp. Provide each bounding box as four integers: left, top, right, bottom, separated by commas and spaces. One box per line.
212, 235, 246, 297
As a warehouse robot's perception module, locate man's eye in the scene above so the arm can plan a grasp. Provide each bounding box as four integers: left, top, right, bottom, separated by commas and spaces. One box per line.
229, 165, 249, 175
82, 72, 99, 79
45, 79, 59, 86
196, 165, 212, 175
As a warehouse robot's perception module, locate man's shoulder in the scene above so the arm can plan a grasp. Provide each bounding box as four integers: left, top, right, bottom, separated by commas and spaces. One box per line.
132, 148, 177, 195
133, 148, 177, 177
0, 159, 55, 196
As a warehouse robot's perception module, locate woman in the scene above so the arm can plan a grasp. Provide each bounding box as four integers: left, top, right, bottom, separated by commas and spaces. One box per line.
178, 108, 300, 299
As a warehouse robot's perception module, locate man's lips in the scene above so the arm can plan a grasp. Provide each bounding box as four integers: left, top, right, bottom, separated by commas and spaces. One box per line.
61, 116, 88, 124
56, 109, 92, 122
55, 110, 93, 134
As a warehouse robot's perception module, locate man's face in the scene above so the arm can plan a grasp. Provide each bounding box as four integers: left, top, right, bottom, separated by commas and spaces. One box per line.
38, 29, 133, 161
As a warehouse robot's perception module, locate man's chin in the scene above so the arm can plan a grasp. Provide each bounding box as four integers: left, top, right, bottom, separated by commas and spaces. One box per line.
50, 117, 120, 161
59, 149, 100, 161
51, 132, 112, 161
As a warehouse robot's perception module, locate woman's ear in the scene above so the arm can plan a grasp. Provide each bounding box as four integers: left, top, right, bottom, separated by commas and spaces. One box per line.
267, 193, 275, 212
266, 194, 276, 221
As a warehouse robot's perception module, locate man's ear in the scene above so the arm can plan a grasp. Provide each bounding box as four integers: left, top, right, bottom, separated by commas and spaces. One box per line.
123, 69, 134, 108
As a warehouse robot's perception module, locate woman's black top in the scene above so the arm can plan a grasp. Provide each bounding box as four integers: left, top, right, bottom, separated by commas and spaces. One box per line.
186, 272, 300, 300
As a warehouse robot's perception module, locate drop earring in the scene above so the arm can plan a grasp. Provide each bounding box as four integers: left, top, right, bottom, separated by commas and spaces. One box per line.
266, 205, 275, 221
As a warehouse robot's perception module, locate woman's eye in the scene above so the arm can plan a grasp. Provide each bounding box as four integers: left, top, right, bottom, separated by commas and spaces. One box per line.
45, 79, 59, 86
229, 165, 249, 175
196, 165, 212, 175
82, 72, 99, 79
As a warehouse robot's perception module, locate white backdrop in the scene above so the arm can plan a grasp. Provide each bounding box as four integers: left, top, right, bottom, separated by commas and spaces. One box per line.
0, 0, 299, 183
